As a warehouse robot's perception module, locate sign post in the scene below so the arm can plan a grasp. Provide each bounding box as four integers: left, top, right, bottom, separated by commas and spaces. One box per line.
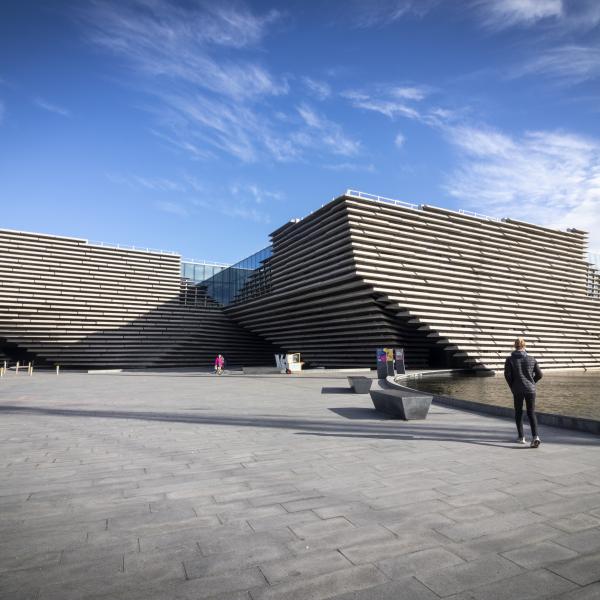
395, 348, 406, 375
376, 348, 388, 378
376, 348, 396, 378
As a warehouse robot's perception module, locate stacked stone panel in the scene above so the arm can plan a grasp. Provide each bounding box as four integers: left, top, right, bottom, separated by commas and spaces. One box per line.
227, 195, 600, 371
0, 229, 276, 368
225, 199, 452, 368
346, 197, 600, 369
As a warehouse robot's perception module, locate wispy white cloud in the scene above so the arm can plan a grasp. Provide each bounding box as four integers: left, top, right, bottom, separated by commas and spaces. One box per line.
391, 86, 429, 101
83, 1, 287, 101
444, 124, 600, 252
472, 0, 563, 30
341, 84, 453, 128
33, 97, 71, 117
297, 104, 361, 156
342, 91, 421, 120
348, 0, 440, 28
154, 200, 189, 217
192, 196, 271, 224
302, 77, 332, 100
81, 1, 361, 166
110, 170, 277, 223
395, 132, 405, 148
323, 162, 376, 173
107, 173, 187, 192
230, 183, 284, 204
512, 45, 600, 84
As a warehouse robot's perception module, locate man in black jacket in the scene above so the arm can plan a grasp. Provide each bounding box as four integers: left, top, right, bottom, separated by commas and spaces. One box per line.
504, 338, 543, 448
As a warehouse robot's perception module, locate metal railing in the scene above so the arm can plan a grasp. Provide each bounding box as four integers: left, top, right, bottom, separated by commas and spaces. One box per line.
182, 258, 230, 267
344, 189, 503, 222
345, 189, 420, 211
89, 240, 179, 256
457, 208, 501, 222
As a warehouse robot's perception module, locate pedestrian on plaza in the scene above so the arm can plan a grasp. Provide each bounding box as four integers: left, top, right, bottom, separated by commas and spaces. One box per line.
504, 338, 543, 447
214, 354, 225, 375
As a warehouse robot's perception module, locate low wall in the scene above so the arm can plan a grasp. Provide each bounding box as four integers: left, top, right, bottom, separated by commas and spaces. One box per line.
387, 378, 600, 436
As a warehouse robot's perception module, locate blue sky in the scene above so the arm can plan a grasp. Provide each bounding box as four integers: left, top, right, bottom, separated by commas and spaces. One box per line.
1, 0, 599, 262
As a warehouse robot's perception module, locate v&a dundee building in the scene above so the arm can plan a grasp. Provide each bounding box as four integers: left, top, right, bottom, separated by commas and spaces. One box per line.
2, 190, 599, 371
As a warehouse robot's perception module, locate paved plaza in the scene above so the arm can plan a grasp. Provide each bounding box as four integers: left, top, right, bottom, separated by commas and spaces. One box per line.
1, 370, 600, 600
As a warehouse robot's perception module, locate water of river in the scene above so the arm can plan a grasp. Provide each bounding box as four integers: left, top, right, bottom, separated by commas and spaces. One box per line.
406, 371, 600, 421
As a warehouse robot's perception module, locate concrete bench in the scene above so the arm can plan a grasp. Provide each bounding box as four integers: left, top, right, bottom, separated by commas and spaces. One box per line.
370, 388, 433, 420
347, 376, 373, 394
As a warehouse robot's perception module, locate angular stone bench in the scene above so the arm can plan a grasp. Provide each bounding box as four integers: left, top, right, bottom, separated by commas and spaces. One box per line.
347, 376, 373, 394
370, 388, 433, 420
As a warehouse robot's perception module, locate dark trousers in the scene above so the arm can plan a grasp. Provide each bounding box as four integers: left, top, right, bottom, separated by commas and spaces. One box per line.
513, 393, 538, 438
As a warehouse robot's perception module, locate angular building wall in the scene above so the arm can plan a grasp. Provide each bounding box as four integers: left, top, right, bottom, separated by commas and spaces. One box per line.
226, 194, 600, 370
0, 229, 277, 368
225, 198, 455, 369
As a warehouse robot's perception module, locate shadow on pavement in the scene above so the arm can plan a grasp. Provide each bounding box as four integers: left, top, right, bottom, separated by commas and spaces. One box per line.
321, 387, 352, 394
328, 407, 391, 420
0, 404, 597, 447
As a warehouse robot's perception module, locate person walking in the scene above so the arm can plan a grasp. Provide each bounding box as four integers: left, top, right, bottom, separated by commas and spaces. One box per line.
214, 354, 225, 375
504, 338, 543, 447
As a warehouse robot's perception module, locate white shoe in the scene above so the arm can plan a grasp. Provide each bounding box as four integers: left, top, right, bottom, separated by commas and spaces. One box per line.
516, 437, 526, 444
530, 437, 541, 448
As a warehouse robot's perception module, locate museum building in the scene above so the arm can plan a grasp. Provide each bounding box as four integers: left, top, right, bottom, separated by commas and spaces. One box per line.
1, 190, 599, 371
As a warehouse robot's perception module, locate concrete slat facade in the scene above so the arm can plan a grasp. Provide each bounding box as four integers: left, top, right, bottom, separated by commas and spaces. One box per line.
0, 229, 276, 368
226, 195, 600, 370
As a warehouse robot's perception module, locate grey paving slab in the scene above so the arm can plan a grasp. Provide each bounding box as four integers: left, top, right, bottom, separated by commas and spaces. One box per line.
466, 568, 577, 600
435, 510, 547, 542
258, 549, 352, 584
1, 371, 599, 600
376, 546, 465, 580
339, 530, 444, 564
552, 582, 600, 599
416, 554, 524, 596
553, 527, 600, 553
183, 543, 293, 578
248, 564, 388, 600
500, 541, 579, 569
286, 523, 396, 555
551, 513, 600, 533
329, 576, 440, 600
547, 552, 600, 586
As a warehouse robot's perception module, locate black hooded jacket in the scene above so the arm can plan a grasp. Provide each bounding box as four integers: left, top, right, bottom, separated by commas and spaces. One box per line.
504, 350, 543, 395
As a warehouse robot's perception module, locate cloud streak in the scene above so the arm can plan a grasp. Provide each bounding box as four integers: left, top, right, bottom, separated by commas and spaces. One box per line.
444, 124, 600, 252
472, 0, 563, 30
33, 97, 71, 117
513, 45, 600, 84
81, 0, 358, 166
348, 0, 440, 28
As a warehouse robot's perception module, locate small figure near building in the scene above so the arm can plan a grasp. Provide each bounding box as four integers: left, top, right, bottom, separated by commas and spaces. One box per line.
214, 354, 225, 376
504, 338, 543, 448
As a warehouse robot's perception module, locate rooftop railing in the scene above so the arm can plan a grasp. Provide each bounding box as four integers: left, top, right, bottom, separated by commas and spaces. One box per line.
344, 189, 502, 222
89, 240, 179, 256
457, 208, 501, 222
182, 258, 231, 267
345, 189, 420, 211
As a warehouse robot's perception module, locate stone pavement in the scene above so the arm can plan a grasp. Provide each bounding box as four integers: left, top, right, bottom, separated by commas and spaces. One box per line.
0, 370, 599, 600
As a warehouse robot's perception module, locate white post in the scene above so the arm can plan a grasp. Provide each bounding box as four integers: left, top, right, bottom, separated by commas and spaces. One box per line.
16, 361, 20, 374
0, 367, 4, 377
28, 362, 33, 376
56, 364, 60, 375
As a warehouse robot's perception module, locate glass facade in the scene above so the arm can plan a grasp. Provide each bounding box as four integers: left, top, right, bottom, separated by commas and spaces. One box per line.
203, 246, 273, 306
181, 261, 229, 283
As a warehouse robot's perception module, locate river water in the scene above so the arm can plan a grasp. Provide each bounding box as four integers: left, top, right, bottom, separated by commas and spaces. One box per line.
406, 371, 600, 421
